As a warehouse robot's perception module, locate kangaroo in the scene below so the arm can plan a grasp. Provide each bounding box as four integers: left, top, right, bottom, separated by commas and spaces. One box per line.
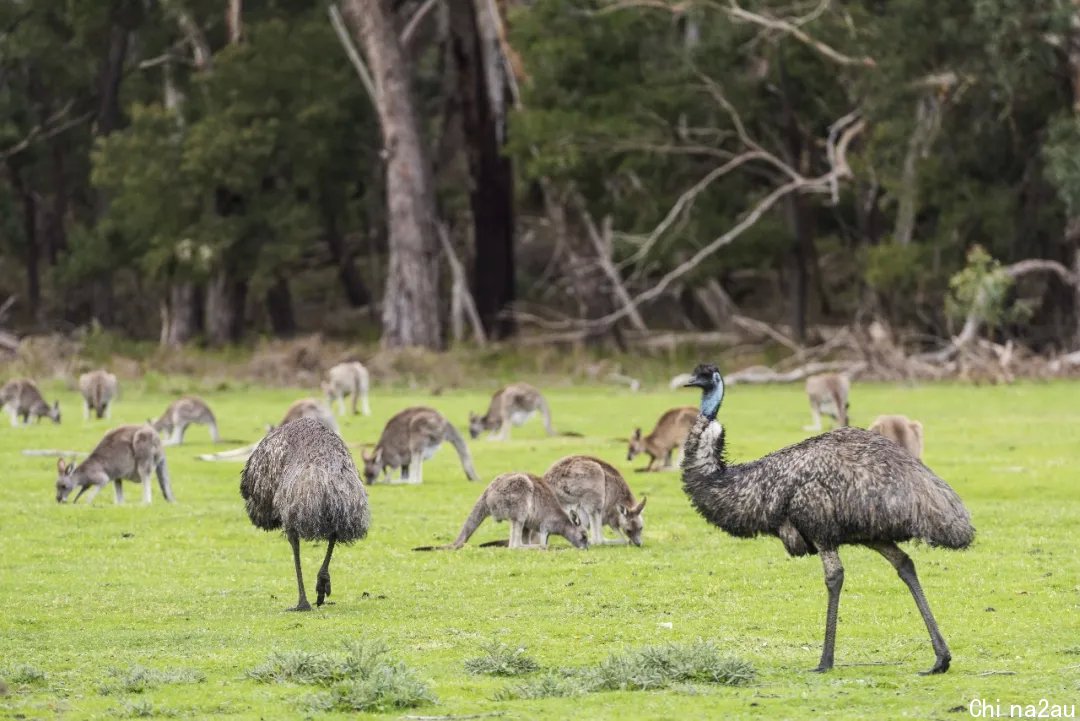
361, 407, 478, 484
0, 379, 60, 426
869, 414, 924, 460
804, 372, 850, 431
55, 424, 174, 504
322, 361, 371, 417
152, 396, 220, 445
418, 472, 589, 550
78, 369, 118, 420
275, 398, 338, 434
627, 406, 698, 471
468, 383, 554, 440
543, 455, 646, 546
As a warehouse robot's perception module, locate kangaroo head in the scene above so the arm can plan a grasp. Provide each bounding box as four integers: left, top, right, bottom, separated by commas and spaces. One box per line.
360, 447, 381, 484
627, 428, 644, 460
55, 458, 75, 503
616, 496, 647, 546
560, 509, 589, 549
467, 412, 483, 440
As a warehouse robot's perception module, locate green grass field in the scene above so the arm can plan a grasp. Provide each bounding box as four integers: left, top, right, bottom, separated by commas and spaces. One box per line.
1, 379, 1078, 720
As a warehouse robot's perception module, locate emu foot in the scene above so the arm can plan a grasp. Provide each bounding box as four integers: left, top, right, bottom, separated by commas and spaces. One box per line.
810, 658, 833, 673
919, 655, 950, 675
316, 573, 332, 606
287, 600, 312, 612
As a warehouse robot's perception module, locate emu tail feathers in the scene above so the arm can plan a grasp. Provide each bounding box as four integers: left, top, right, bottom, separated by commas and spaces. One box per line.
444, 424, 479, 481
916, 478, 975, 549
450, 492, 490, 548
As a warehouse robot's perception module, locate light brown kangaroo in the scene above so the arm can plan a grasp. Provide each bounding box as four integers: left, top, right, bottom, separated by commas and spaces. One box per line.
418, 472, 589, 550
804, 373, 850, 431
152, 396, 220, 445
276, 399, 338, 434
868, 414, 924, 460
544, 455, 646, 546
78, 369, 118, 420
362, 407, 478, 484
627, 406, 698, 471
55, 424, 174, 504
468, 383, 553, 440
322, 361, 371, 417
0, 379, 60, 426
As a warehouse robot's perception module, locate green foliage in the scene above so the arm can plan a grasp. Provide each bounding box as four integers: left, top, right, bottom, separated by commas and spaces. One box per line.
1044, 113, 1080, 216
863, 242, 928, 295
98, 665, 206, 695
946, 245, 1033, 330
464, 641, 541, 676
114, 699, 179, 718
2, 664, 46, 685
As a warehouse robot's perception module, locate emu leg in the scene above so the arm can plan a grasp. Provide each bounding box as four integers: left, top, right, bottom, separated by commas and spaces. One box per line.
866, 541, 952, 674
287, 531, 312, 612
315, 535, 336, 606
813, 548, 844, 672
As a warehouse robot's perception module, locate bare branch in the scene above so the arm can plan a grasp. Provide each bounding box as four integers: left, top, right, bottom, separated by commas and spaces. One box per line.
572, 195, 648, 331
723, 1, 876, 67
0, 102, 95, 161
329, 3, 378, 105
401, 0, 440, 47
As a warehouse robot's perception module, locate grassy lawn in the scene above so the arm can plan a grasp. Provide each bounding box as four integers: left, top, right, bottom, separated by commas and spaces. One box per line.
1, 377, 1077, 720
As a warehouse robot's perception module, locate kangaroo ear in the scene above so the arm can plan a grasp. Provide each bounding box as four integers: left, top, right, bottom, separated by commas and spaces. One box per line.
57, 458, 67, 474
631, 496, 647, 515
569, 509, 581, 526
618, 504, 628, 517
632, 428, 641, 440
53, 400, 59, 410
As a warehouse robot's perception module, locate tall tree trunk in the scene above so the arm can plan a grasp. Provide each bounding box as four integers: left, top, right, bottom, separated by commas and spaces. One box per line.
1068, 1, 1080, 347
7, 163, 41, 322
226, 0, 243, 43
266, 275, 296, 336
160, 282, 197, 347
348, 0, 443, 349
321, 196, 371, 306
448, 0, 516, 339
205, 271, 247, 345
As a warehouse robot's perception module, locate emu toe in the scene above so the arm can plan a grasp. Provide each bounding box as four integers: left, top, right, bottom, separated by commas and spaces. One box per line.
316, 572, 332, 606
920, 655, 950, 675
810, 664, 832, 673
287, 600, 312, 612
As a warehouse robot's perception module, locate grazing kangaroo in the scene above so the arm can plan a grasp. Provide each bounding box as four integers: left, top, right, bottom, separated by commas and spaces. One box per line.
468, 383, 554, 440
420, 472, 589, 550
78, 369, 118, 420
628, 406, 698, 471
544, 455, 646, 546
0, 379, 60, 426
804, 373, 850, 431
362, 407, 478, 484
152, 396, 220, 446
869, 414, 924, 460
55, 424, 174, 504
322, 361, 371, 416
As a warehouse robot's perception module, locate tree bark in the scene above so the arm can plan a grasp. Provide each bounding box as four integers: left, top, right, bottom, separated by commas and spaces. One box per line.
266, 275, 297, 336
160, 282, 197, 347
321, 196, 371, 307
448, 0, 516, 339
205, 271, 247, 345
226, 0, 243, 44
348, 0, 443, 349
7, 163, 41, 322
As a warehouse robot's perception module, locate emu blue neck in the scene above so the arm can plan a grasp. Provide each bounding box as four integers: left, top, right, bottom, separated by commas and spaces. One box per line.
700, 384, 724, 420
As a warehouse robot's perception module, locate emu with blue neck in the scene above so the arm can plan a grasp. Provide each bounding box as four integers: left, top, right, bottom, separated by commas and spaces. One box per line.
680, 362, 974, 675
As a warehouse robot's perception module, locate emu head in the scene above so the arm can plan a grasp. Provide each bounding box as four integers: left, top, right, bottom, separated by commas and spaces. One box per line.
627, 428, 644, 461
616, 497, 647, 547
467, 412, 484, 440
683, 363, 725, 420
55, 458, 75, 503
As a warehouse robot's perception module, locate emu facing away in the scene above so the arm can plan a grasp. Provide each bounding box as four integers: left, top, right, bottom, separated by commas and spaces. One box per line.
240, 417, 370, 611
681, 364, 974, 674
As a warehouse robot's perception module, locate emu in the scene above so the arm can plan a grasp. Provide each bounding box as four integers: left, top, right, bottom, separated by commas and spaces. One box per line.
240, 417, 370, 611
681, 363, 974, 674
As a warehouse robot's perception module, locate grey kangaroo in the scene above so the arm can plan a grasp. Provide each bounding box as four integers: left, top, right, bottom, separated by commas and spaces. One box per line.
0, 379, 60, 426
78, 369, 118, 420
322, 361, 371, 416
362, 407, 478, 484
55, 424, 174, 504
468, 383, 554, 440
804, 373, 850, 431
544, 455, 646, 546
869, 414, 924, 460
421, 472, 589, 550
152, 396, 220, 445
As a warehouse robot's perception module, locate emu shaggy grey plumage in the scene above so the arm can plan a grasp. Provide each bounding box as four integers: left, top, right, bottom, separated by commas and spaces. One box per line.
240, 417, 370, 611
681, 363, 974, 675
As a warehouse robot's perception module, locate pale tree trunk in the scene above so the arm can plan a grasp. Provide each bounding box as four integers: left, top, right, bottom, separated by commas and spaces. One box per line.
205, 271, 246, 345
1068, 1, 1080, 346
347, 0, 443, 349
893, 95, 941, 246
160, 282, 197, 347
226, 0, 243, 43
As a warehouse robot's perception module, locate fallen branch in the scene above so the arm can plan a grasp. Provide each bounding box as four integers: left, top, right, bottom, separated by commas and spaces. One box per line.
22, 449, 89, 458
197, 444, 256, 462
725, 360, 866, 385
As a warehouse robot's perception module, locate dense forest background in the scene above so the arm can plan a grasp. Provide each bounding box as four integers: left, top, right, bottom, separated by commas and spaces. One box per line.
3, 0, 1080, 362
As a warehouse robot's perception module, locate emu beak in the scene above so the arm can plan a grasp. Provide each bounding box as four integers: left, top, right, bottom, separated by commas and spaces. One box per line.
683, 376, 706, 388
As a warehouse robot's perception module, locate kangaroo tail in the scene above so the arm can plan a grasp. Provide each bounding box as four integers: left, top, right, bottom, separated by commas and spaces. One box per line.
93, 384, 104, 419
444, 424, 479, 481
537, 395, 555, 436
449, 491, 490, 548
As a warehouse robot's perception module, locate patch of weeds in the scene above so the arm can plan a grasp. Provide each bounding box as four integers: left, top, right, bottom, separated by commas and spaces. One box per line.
114, 698, 179, 718
587, 640, 755, 690
464, 641, 541, 677
494, 641, 753, 701
98, 666, 205, 695
1064, 646, 1080, 656
3, 664, 47, 685
251, 640, 434, 713
494, 671, 588, 701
